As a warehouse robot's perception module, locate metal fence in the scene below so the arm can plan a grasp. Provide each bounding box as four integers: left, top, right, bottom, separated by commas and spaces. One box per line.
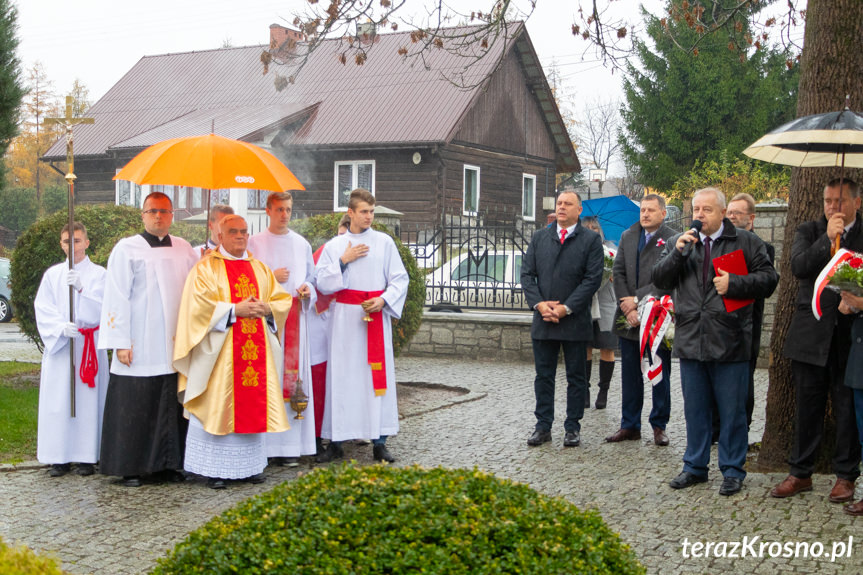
400, 208, 691, 312
400, 213, 534, 311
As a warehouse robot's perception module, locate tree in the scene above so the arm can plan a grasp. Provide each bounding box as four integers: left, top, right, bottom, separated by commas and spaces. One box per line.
619, 0, 799, 191
0, 0, 24, 158
670, 150, 790, 204
575, 98, 622, 195
67, 78, 91, 118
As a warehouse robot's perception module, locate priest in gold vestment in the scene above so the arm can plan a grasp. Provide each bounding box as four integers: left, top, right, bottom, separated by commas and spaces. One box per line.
174, 215, 292, 489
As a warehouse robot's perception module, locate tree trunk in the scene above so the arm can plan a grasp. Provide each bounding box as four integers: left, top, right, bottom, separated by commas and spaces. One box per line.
758, 0, 863, 470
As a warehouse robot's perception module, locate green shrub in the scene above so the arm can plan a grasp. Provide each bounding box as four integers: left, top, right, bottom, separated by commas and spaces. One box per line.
0, 536, 67, 575
152, 464, 644, 575
10, 204, 205, 351
291, 213, 425, 356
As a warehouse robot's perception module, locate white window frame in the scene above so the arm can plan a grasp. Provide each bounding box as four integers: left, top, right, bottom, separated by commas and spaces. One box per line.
463, 164, 480, 216
522, 174, 536, 221
334, 160, 376, 211
115, 170, 148, 207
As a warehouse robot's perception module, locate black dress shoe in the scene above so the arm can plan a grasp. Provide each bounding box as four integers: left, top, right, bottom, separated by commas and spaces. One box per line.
76, 463, 95, 476
316, 441, 344, 463
245, 473, 266, 484
122, 475, 142, 487
719, 477, 743, 496
563, 431, 580, 447
268, 457, 288, 467
527, 430, 552, 446
158, 469, 186, 483
669, 471, 707, 490
49, 464, 71, 477
207, 478, 227, 489
373, 444, 396, 462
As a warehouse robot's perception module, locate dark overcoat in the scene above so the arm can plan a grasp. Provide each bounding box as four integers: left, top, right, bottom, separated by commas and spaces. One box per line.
521, 223, 604, 341
783, 215, 863, 366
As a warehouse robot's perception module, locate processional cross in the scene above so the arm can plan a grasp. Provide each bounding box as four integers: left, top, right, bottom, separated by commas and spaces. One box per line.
44, 96, 95, 418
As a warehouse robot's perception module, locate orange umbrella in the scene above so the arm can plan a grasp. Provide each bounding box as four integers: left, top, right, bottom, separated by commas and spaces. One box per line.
113, 133, 304, 192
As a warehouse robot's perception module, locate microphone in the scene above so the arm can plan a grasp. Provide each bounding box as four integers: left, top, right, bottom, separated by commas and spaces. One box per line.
680, 219, 703, 257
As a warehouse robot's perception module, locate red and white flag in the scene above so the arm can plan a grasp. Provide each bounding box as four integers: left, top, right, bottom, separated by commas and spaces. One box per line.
639, 295, 674, 386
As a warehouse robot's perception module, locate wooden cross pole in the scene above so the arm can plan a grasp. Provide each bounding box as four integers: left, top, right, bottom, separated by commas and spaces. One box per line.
44, 96, 95, 418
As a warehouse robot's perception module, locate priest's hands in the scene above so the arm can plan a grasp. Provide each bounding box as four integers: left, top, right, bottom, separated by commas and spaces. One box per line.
63, 322, 80, 338
361, 297, 385, 314
235, 297, 271, 318
340, 242, 369, 265
66, 269, 84, 292
117, 348, 133, 366
297, 283, 311, 299
273, 267, 290, 283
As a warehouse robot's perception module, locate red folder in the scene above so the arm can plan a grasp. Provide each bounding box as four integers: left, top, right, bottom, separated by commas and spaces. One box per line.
712, 249, 754, 312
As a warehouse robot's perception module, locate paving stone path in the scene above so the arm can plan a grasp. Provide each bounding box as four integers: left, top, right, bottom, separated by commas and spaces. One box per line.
1, 355, 861, 574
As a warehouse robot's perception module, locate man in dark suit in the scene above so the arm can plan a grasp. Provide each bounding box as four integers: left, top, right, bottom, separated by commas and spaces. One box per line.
771, 178, 862, 503
521, 191, 603, 448
653, 187, 778, 496
607, 194, 676, 446
724, 193, 776, 431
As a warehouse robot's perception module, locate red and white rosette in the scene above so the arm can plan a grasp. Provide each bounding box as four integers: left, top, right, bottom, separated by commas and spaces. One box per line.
639, 295, 674, 386
812, 248, 855, 320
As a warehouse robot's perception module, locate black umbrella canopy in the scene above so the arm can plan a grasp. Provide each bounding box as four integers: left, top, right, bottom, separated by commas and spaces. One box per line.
743, 108, 863, 167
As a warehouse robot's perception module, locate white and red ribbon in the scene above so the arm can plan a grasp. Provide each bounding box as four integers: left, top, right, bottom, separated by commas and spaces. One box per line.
812, 248, 854, 320
639, 295, 674, 386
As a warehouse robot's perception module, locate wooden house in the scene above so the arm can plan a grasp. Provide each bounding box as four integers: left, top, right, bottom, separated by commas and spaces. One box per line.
43, 23, 579, 232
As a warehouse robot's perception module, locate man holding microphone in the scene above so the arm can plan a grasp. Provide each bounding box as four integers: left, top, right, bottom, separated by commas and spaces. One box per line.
653, 187, 777, 496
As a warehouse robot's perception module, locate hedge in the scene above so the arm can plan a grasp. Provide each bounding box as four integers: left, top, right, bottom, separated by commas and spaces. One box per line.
151, 464, 644, 575
10, 205, 205, 351
0, 537, 67, 575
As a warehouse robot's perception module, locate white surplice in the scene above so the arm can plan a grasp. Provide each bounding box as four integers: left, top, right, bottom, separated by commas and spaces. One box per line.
248, 229, 318, 457
315, 228, 408, 442
35, 257, 109, 464
98, 234, 197, 375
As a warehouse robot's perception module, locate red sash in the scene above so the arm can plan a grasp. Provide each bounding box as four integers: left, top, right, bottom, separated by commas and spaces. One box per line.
282, 298, 301, 399
224, 259, 268, 433
78, 326, 99, 388
334, 289, 387, 396
313, 245, 336, 314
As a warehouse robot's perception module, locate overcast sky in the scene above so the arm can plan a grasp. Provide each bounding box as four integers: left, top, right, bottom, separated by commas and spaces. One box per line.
14, 0, 665, 175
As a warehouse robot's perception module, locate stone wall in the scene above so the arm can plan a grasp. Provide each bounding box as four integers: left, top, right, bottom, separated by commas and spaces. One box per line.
402, 202, 789, 367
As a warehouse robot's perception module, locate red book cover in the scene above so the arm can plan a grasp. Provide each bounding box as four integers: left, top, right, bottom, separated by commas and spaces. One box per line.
712, 249, 754, 312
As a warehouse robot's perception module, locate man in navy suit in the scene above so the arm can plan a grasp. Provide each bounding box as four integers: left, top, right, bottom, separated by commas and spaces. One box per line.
521, 191, 604, 448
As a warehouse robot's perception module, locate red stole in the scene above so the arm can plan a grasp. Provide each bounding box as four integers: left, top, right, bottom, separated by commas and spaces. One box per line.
78, 326, 99, 387
334, 289, 387, 396
282, 298, 301, 398
223, 259, 268, 433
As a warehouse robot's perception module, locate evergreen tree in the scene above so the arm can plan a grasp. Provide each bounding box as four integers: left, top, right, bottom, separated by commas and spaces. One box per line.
620, 0, 798, 191
0, 0, 25, 158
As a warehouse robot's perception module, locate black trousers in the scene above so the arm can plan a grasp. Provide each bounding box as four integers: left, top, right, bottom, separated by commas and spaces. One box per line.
532, 338, 587, 434
789, 348, 860, 480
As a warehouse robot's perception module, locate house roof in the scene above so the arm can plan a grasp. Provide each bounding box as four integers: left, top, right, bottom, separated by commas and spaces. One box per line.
45, 23, 578, 171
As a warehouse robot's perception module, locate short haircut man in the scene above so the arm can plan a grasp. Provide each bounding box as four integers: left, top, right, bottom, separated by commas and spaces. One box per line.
97, 192, 198, 486
35, 222, 108, 477
772, 178, 863, 503
314, 188, 409, 463
521, 190, 604, 448
654, 187, 778, 496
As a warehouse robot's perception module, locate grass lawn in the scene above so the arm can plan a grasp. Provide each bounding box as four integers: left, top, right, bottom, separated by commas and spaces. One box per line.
0, 361, 40, 464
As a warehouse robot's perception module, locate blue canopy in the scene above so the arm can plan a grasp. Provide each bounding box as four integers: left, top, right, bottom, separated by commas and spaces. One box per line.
581, 195, 640, 244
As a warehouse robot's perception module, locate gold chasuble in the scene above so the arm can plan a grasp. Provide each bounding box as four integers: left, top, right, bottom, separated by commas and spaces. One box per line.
174, 251, 292, 436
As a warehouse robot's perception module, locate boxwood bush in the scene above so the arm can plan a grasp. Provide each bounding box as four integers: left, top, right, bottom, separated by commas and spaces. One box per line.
291, 213, 425, 356
10, 204, 205, 351
151, 464, 644, 575
0, 537, 67, 574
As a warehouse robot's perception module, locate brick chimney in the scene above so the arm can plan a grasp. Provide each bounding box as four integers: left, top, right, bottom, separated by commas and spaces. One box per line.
269, 24, 303, 55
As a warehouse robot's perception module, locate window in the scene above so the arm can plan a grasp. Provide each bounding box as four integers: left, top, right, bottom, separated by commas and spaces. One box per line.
522, 174, 536, 221
247, 189, 268, 209
463, 165, 480, 215
452, 254, 508, 283
115, 172, 145, 207
176, 186, 187, 209
191, 187, 203, 209
334, 160, 375, 210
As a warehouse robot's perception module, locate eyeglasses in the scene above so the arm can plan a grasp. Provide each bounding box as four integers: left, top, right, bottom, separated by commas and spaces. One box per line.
143, 209, 173, 215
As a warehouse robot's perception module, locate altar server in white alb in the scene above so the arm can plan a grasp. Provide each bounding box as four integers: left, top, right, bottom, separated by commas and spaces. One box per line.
315, 188, 409, 463
98, 192, 198, 487
247, 191, 317, 465
35, 222, 108, 478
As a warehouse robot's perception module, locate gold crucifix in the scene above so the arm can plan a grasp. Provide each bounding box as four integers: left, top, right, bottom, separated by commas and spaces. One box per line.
43, 96, 95, 419
44, 95, 95, 182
